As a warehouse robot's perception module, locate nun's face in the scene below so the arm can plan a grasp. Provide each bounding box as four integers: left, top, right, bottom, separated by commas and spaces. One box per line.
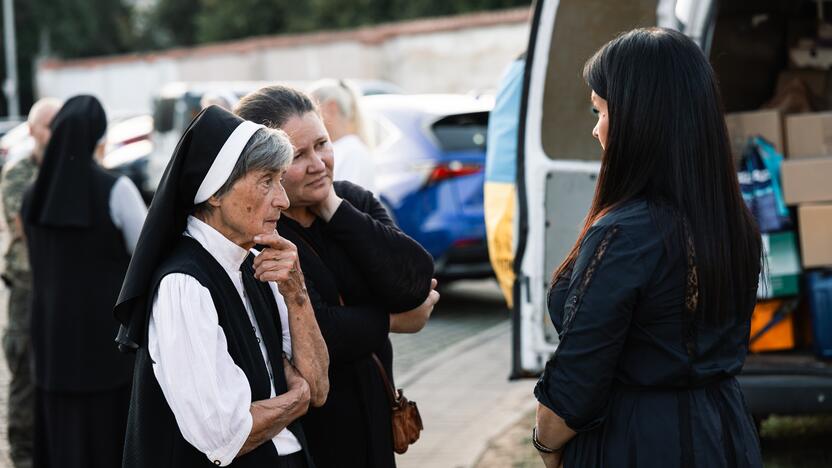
209, 168, 290, 248
280, 111, 335, 207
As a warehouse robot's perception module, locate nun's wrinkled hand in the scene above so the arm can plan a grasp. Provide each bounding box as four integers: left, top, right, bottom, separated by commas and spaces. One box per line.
252, 233, 305, 295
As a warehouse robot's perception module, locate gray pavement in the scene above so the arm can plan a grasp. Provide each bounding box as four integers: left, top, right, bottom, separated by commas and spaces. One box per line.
390, 279, 509, 378
390, 279, 538, 468
394, 321, 536, 468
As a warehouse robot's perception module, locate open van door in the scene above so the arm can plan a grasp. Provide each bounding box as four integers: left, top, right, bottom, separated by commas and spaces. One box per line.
512, 0, 715, 376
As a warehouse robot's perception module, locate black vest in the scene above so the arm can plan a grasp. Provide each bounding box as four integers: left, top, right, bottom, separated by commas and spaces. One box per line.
22, 168, 134, 392
122, 236, 314, 468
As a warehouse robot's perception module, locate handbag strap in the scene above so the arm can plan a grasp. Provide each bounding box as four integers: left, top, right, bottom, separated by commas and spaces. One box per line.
371, 353, 400, 405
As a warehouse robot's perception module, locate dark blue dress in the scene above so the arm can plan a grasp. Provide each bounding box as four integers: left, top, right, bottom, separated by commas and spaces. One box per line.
535, 200, 763, 467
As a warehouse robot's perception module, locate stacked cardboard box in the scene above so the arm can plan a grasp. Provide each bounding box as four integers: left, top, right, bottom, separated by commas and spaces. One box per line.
782, 112, 832, 269
725, 110, 783, 160
725, 103, 832, 355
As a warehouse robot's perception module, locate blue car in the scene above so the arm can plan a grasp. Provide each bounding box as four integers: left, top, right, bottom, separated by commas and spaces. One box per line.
363, 94, 494, 281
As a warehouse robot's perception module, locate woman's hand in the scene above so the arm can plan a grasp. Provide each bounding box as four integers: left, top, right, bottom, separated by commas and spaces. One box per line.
535, 403, 574, 468
309, 183, 343, 222
389, 279, 439, 333
539, 450, 563, 468
252, 233, 306, 298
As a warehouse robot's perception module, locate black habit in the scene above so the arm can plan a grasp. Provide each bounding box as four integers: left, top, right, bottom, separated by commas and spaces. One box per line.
277, 181, 435, 468
21, 95, 134, 468
115, 106, 316, 468
122, 237, 314, 468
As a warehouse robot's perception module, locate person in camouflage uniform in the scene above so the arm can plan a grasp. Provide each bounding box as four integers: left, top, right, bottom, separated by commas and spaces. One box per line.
0, 98, 60, 468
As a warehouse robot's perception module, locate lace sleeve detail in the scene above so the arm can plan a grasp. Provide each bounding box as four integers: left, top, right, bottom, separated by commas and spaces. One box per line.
560, 226, 620, 335
683, 220, 699, 359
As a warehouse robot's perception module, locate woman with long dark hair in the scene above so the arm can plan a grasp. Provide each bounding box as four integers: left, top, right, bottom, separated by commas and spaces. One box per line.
532, 28, 763, 467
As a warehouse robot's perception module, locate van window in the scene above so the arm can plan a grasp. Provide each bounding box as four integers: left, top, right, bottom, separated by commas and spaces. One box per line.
432, 112, 488, 151
540, 0, 661, 160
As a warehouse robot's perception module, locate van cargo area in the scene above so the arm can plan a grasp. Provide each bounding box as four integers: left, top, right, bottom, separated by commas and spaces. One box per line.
711, 0, 832, 418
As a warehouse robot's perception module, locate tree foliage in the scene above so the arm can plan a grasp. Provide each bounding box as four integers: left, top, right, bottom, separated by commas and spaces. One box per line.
0, 0, 531, 114
159, 0, 531, 43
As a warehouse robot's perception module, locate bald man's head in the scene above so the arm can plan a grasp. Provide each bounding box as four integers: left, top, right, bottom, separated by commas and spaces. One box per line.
27, 98, 61, 163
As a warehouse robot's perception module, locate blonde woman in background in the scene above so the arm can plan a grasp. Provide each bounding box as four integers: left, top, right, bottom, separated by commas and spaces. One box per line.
309, 79, 376, 193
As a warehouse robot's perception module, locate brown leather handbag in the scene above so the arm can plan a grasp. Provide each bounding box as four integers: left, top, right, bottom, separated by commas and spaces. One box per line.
371, 354, 423, 454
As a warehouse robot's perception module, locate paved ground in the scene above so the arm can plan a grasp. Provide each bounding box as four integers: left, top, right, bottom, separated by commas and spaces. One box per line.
390, 279, 509, 379
389, 280, 539, 468
393, 321, 536, 468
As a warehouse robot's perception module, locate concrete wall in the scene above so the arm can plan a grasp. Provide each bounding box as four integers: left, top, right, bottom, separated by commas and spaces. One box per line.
36, 9, 530, 115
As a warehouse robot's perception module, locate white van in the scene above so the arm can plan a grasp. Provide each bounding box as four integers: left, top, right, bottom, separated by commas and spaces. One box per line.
512, 0, 832, 419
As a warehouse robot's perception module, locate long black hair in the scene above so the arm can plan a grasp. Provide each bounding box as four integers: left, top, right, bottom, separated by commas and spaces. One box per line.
553, 27, 762, 325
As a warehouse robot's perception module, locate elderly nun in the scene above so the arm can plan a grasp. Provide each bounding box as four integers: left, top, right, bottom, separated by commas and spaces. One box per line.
114, 106, 329, 468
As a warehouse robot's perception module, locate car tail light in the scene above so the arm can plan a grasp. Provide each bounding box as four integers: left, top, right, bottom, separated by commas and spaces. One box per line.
426, 161, 482, 185
122, 134, 150, 146
452, 238, 481, 248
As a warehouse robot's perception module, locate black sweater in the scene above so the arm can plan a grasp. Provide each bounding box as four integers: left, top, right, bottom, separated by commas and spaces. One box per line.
277, 181, 434, 468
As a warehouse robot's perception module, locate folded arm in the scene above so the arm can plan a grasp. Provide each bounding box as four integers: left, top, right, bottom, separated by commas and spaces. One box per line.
149, 274, 309, 466
328, 182, 435, 312
253, 232, 329, 407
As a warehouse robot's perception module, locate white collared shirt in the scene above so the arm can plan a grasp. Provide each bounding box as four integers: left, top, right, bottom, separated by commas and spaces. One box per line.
148, 216, 300, 466
109, 176, 147, 255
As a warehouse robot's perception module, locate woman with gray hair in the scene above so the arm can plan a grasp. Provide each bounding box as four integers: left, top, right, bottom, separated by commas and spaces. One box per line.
115, 106, 329, 468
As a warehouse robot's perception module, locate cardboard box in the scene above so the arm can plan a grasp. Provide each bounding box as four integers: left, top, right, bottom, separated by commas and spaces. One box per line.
766, 69, 830, 113
785, 112, 832, 158
776, 69, 829, 104
781, 157, 832, 204
758, 231, 801, 300
798, 204, 832, 268
725, 110, 783, 160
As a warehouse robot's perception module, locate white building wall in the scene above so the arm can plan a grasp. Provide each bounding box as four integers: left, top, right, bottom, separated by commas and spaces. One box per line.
36, 14, 529, 115
381, 24, 528, 94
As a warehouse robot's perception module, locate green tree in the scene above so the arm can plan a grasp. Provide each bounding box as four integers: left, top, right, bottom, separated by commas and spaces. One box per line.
1, 0, 139, 114
1, 0, 532, 115
34, 0, 138, 58
141, 0, 201, 48
194, 0, 311, 43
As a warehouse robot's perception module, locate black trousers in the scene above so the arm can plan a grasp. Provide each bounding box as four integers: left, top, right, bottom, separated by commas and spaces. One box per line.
277, 452, 308, 468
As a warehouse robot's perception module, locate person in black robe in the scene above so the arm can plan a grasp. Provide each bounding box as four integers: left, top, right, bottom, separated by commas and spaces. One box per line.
236, 85, 438, 468
114, 105, 329, 468
21, 95, 147, 468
